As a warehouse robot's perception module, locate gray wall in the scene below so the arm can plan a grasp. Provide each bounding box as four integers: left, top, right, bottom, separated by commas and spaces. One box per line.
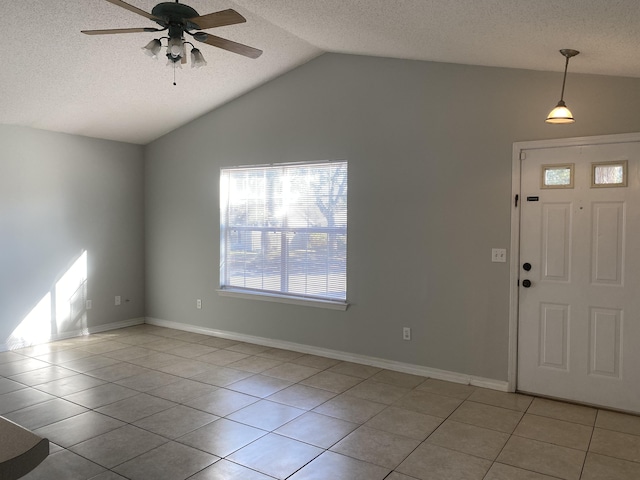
145, 53, 640, 382
0, 126, 145, 348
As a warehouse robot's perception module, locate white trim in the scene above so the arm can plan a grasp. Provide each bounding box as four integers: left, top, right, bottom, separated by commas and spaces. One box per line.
508, 142, 522, 392
223, 159, 347, 170
216, 289, 349, 311
146, 317, 509, 392
0, 317, 145, 352
508, 132, 640, 394
514, 132, 640, 152
88, 317, 146, 334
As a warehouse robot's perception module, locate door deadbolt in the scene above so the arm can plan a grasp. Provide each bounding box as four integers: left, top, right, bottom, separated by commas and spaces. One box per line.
523, 262, 532, 271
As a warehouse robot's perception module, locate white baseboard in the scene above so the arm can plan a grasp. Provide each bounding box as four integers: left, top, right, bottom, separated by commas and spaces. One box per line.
87, 317, 146, 335
1, 317, 145, 352
145, 317, 508, 392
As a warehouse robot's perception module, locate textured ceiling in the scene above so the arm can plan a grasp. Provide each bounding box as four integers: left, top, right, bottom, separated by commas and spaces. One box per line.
2, 0, 640, 144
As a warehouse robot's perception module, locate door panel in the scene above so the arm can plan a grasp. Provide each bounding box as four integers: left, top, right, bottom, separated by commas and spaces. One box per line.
542, 203, 571, 281
539, 303, 569, 370
518, 141, 640, 413
591, 202, 624, 285
588, 307, 621, 378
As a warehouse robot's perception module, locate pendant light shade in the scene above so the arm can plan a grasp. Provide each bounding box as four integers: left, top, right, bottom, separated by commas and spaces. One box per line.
546, 49, 579, 124
546, 100, 574, 124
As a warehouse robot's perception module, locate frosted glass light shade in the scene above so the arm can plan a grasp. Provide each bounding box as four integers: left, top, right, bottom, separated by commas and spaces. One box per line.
546, 101, 575, 124
190, 48, 207, 68
168, 37, 183, 58
142, 39, 162, 59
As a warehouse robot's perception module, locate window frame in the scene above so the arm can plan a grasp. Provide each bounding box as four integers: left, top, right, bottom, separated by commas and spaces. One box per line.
591, 160, 628, 188
540, 163, 575, 189
218, 161, 348, 310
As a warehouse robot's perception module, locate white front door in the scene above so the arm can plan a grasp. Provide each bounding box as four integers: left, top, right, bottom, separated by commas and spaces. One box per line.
517, 139, 640, 413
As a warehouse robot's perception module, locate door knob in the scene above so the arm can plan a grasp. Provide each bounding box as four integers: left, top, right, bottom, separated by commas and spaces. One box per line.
522, 279, 532, 288
523, 263, 532, 271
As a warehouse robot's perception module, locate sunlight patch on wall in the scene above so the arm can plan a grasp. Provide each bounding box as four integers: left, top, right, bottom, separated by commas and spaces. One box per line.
56, 250, 88, 332
6, 250, 88, 350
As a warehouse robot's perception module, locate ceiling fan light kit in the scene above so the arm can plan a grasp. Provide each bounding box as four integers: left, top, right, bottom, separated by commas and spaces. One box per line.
546, 48, 580, 124
83, 0, 262, 79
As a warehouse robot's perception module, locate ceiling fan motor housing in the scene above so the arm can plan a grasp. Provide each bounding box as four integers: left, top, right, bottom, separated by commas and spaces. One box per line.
151, 2, 201, 31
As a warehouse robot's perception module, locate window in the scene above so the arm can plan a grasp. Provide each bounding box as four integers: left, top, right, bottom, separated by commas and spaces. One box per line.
541, 164, 574, 188
220, 161, 347, 305
592, 160, 627, 187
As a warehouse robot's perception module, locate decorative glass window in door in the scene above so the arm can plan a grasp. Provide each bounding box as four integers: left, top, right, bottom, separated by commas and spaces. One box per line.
541, 164, 574, 188
592, 160, 627, 187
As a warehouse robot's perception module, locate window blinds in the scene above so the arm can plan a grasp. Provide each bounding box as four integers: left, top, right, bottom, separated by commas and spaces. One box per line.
220, 161, 347, 302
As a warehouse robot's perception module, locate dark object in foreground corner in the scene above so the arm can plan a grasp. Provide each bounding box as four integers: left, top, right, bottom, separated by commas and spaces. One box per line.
0, 416, 49, 480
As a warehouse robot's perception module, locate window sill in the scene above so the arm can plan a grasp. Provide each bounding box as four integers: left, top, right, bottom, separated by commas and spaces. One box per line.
216, 289, 349, 311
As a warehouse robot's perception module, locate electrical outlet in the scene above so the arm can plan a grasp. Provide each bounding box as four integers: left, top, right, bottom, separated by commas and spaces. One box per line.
403, 327, 411, 341
86, 300, 92, 310
196, 299, 202, 309
491, 248, 507, 263
115, 296, 121, 306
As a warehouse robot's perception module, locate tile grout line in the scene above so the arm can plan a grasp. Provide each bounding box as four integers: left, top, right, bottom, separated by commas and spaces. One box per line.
578, 410, 598, 480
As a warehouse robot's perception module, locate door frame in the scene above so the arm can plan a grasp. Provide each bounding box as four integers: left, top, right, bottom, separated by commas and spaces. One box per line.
507, 131, 640, 393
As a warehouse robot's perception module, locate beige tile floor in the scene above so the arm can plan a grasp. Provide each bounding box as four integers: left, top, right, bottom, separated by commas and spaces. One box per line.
1, 324, 639, 479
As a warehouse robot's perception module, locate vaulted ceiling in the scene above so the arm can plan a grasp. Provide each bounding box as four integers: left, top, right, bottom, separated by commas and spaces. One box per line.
3, 1, 640, 144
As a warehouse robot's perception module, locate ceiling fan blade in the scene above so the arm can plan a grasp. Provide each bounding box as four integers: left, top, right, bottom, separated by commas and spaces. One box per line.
104, 0, 159, 21
187, 9, 246, 30
194, 33, 262, 59
81, 27, 158, 35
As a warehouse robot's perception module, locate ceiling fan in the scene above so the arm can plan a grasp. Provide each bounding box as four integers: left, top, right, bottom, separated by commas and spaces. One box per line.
82, 0, 262, 70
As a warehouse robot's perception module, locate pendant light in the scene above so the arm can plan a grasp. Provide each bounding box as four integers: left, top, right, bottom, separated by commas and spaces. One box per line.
546, 49, 580, 124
